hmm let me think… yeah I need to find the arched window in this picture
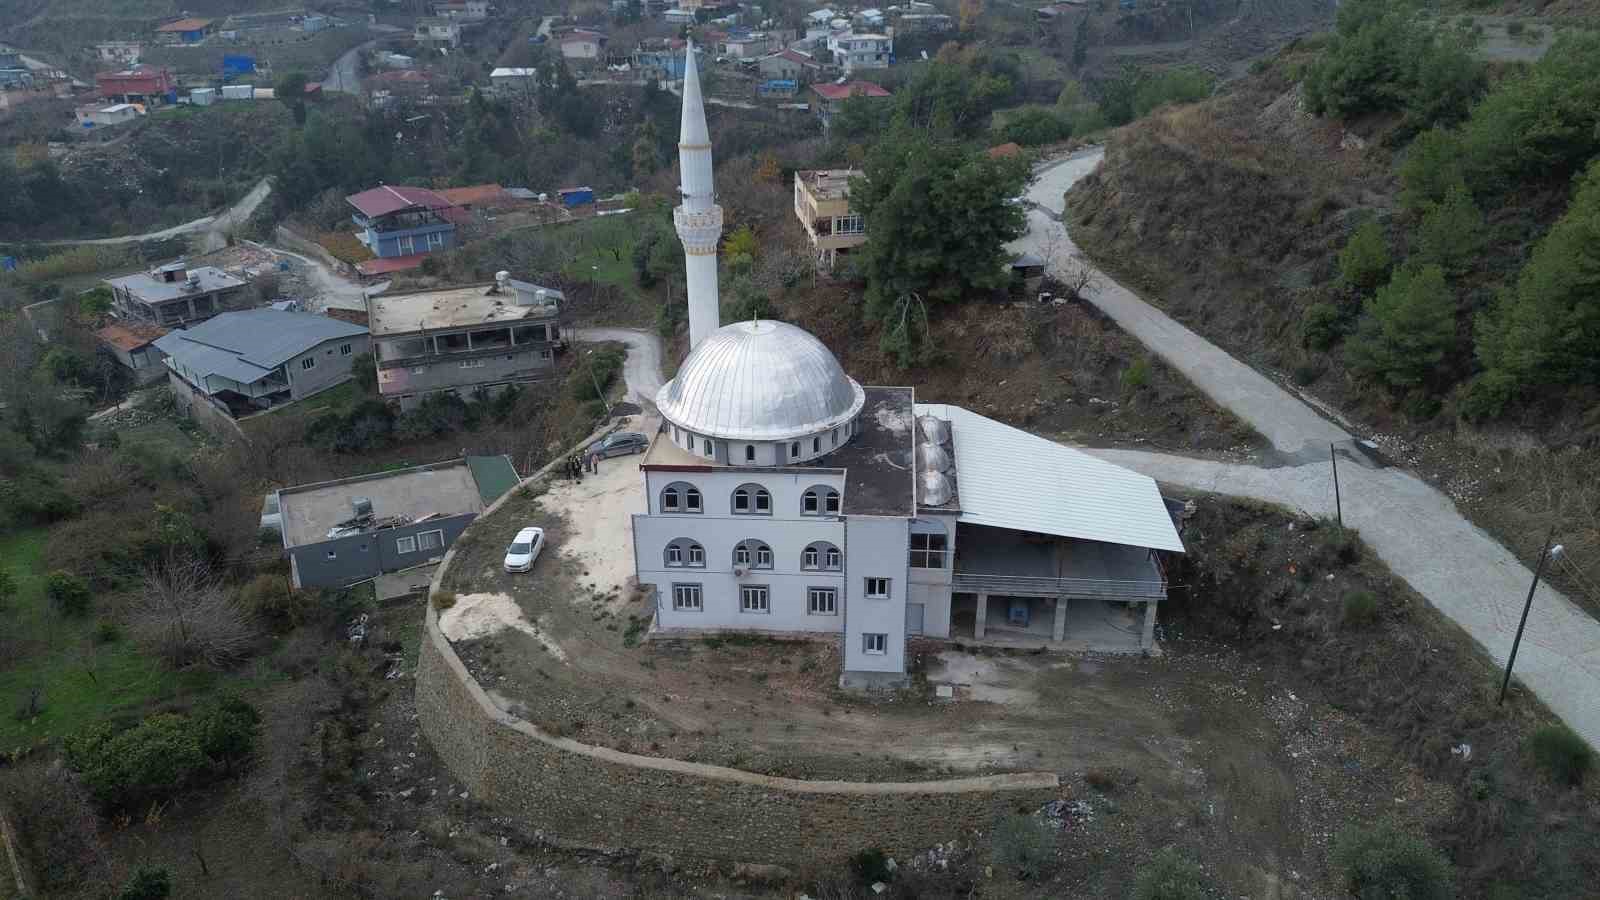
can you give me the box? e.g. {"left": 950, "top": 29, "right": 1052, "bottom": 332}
{"left": 744, "top": 444, "right": 756, "bottom": 462}
{"left": 802, "top": 541, "right": 843, "bottom": 571}
{"left": 660, "top": 481, "right": 702, "bottom": 514}
{"left": 731, "top": 483, "right": 771, "bottom": 515}
{"left": 802, "top": 485, "right": 841, "bottom": 516}
{"left": 664, "top": 538, "right": 705, "bottom": 567}
{"left": 733, "top": 539, "right": 773, "bottom": 569}
{"left": 910, "top": 518, "right": 947, "bottom": 568}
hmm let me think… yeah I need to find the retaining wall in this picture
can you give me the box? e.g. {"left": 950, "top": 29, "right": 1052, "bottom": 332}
{"left": 413, "top": 424, "right": 1062, "bottom": 867}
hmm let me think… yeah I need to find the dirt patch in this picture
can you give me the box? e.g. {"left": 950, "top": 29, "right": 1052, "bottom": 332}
{"left": 439, "top": 591, "right": 569, "bottom": 661}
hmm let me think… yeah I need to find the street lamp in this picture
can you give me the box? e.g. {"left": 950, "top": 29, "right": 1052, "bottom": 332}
{"left": 1499, "top": 531, "right": 1564, "bottom": 705}
{"left": 590, "top": 264, "right": 599, "bottom": 304}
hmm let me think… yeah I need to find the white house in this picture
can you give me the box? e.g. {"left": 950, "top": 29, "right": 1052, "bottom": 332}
{"left": 414, "top": 18, "right": 462, "bottom": 48}
{"left": 629, "top": 43, "right": 1185, "bottom": 689}
{"left": 827, "top": 31, "right": 892, "bottom": 73}
{"left": 558, "top": 30, "right": 607, "bottom": 63}
{"left": 95, "top": 41, "right": 142, "bottom": 65}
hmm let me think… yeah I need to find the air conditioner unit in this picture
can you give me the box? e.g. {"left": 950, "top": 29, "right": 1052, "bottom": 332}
{"left": 733, "top": 565, "right": 749, "bottom": 577}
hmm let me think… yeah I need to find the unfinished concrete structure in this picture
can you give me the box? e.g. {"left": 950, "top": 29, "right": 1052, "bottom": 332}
{"left": 107, "top": 261, "right": 248, "bottom": 328}
{"left": 794, "top": 169, "right": 867, "bottom": 269}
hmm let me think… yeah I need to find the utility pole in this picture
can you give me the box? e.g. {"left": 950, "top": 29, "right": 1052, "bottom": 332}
{"left": 1499, "top": 528, "right": 1563, "bottom": 705}
{"left": 1330, "top": 442, "right": 1342, "bottom": 529}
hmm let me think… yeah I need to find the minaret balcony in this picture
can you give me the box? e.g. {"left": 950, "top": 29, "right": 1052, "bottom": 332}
{"left": 674, "top": 204, "right": 725, "bottom": 249}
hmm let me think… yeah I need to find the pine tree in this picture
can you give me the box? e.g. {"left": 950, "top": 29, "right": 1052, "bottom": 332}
{"left": 1345, "top": 263, "right": 1457, "bottom": 389}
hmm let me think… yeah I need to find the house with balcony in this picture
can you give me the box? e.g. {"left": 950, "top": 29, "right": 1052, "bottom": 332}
{"left": 346, "top": 184, "right": 466, "bottom": 269}
{"left": 107, "top": 261, "right": 249, "bottom": 328}
{"left": 367, "top": 272, "right": 563, "bottom": 412}
{"left": 794, "top": 168, "right": 867, "bottom": 268}
{"left": 826, "top": 31, "right": 891, "bottom": 73}
{"left": 155, "top": 308, "right": 370, "bottom": 422}
{"left": 810, "top": 79, "right": 890, "bottom": 131}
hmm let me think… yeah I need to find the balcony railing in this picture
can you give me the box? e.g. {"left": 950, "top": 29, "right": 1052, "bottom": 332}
{"left": 950, "top": 572, "right": 1166, "bottom": 602}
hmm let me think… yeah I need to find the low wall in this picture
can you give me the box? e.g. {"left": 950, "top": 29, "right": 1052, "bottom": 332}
{"left": 269, "top": 226, "right": 353, "bottom": 277}
{"left": 413, "top": 424, "right": 1062, "bottom": 867}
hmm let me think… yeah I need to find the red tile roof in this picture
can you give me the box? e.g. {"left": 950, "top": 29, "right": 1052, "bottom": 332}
{"left": 812, "top": 81, "right": 891, "bottom": 101}
{"left": 346, "top": 185, "right": 456, "bottom": 219}
{"left": 96, "top": 321, "right": 168, "bottom": 352}
{"left": 156, "top": 17, "right": 212, "bottom": 32}
{"left": 771, "top": 48, "right": 822, "bottom": 68}
{"left": 355, "top": 254, "right": 429, "bottom": 277}
{"left": 324, "top": 307, "right": 370, "bottom": 326}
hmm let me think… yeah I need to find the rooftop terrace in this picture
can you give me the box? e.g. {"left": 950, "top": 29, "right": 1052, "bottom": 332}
{"left": 368, "top": 281, "right": 562, "bottom": 337}
{"left": 278, "top": 460, "right": 487, "bottom": 548}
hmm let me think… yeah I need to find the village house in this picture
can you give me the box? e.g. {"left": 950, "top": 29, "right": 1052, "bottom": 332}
{"left": 94, "top": 321, "right": 169, "bottom": 384}
{"left": 346, "top": 184, "right": 465, "bottom": 269}
{"left": 155, "top": 17, "right": 214, "bottom": 44}
{"left": 363, "top": 69, "right": 443, "bottom": 107}
{"left": 810, "top": 79, "right": 890, "bottom": 131}
{"left": 632, "top": 42, "right": 1184, "bottom": 687}
{"left": 275, "top": 457, "right": 519, "bottom": 589}
{"left": 74, "top": 102, "right": 140, "bottom": 129}
{"left": 558, "top": 29, "right": 608, "bottom": 65}
{"left": 894, "top": 12, "right": 954, "bottom": 33}
{"left": 758, "top": 48, "right": 822, "bottom": 84}
{"left": 632, "top": 39, "right": 692, "bottom": 80}
{"left": 414, "top": 18, "right": 463, "bottom": 49}
{"left": 488, "top": 67, "right": 537, "bottom": 93}
{"left": 0, "top": 47, "right": 30, "bottom": 89}
{"left": 793, "top": 169, "right": 866, "bottom": 268}
{"left": 95, "top": 65, "right": 175, "bottom": 104}
{"left": 156, "top": 308, "right": 370, "bottom": 421}
{"left": 827, "top": 31, "right": 892, "bottom": 72}
{"left": 95, "top": 41, "right": 143, "bottom": 65}
{"left": 719, "top": 30, "right": 776, "bottom": 58}
{"left": 366, "top": 272, "right": 563, "bottom": 412}
{"left": 107, "top": 261, "right": 249, "bottom": 327}
{"left": 433, "top": 0, "right": 490, "bottom": 20}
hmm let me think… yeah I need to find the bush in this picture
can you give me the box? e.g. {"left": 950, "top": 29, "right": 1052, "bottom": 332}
{"left": 1505, "top": 19, "right": 1524, "bottom": 36}
{"left": 1301, "top": 302, "right": 1348, "bottom": 351}
{"left": 1332, "top": 821, "right": 1454, "bottom": 900}
{"left": 46, "top": 570, "right": 92, "bottom": 617}
{"left": 1122, "top": 356, "right": 1153, "bottom": 392}
{"left": 848, "top": 847, "right": 893, "bottom": 884}
{"left": 1304, "top": 0, "right": 1483, "bottom": 126}
{"left": 1413, "top": 183, "right": 1485, "bottom": 276}
{"left": 1133, "top": 847, "right": 1207, "bottom": 900}
{"left": 1400, "top": 128, "right": 1468, "bottom": 212}
{"left": 1342, "top": 590, "right": 1379, "bottom": 627}
{"left": 65, "top": 714, "right": 210, "bottom": 809}
{"left": 432, "top": 591, "right": 457, "bottom": 611}
{"left": 991, "top": 813, "right": 1055, "bottom": 880}
{"left": 0, "top": 567, "right": 15, "bottom": 612}
{"left": 1528, "top": 724, "right": 1594, "bottom": 786}
{"left": 998, "top": 106, "right": 1072, "bottom": 146}
{"left": 1455, "top": 32, "right": 1600, "bottom": 194}
{"left": 194, "top": 694, "right": 261, "bottom": 770}
{"left": 0, "top": 763, "right": 108, "bottom": 893}
{"left": 351, "top": 351, "right": 377, "bottom": 394}
{"left": 95, "top": 620, "right": 122, "bottom": 643}
{"left": 118, "top": 866, "right": 172, "bottom": 900}
{"left": 1338, "top": 220, "right": 1392, "bottom": 292}
{"left": 238, "top": 573, "right": 311, "bottom": 631}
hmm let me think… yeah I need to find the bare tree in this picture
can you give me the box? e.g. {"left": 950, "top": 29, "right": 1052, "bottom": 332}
{"left": 1060, "top": 257, "right": 1101, "bottom": 302}
{"left": 130, "top": 558, "right": 259, "bottom": 670}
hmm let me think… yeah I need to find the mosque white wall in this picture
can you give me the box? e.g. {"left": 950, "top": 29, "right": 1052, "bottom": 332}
{"left": 663, "top": 419, "right": 857, "bottom": 467}
{"left": 842, "top": 515, "right": 910, "bottom": 675}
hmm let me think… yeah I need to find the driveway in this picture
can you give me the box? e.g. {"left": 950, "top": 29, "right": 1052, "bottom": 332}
{"left": 1019, "top": 149, "right": 1600, "bottom": 749}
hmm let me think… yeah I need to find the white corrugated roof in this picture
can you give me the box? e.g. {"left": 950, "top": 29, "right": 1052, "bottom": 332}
{"left": 915, "top": 403, "right": 1185, "bottom": 553}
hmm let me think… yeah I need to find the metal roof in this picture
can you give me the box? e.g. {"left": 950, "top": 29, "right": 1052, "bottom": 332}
{"left": 655, "top": 320, "right": 866, "bottom": 442}
{"left": 345, "top": 184, "right": 458, "bottom": 219}
{"left": 155, "top": 309, "right": 368, "bottom": 385}
{"left": 914, "top": 403, "right": 1185, "bottom": 553}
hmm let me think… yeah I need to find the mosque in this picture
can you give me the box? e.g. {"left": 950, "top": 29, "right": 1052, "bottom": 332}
{"left": 629, "top": 44, "right": 1185, "bottom": 687}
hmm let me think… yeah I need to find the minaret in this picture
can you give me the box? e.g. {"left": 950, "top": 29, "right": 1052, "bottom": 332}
{"left": 674, "top": 40, "right": 723, "bottom": 349}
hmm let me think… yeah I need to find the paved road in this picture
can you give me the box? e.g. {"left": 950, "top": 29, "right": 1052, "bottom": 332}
{"left": 323, "top": 39, "right": 374, "bottom": 93}
{"left": 1017, "top": 148, "right": 1600, "bottom": 748}
{"left": 572, "top": 327, "right": 664, "bottom": 407}
{"left": 46, "top": 177, "right": 274, "bottom": 249}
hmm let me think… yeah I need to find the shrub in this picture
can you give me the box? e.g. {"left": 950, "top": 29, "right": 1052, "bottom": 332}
{"left": 1345, "top": 263, "right": 1456, "bottom": 390}
{"left": 1455, "top": 32, "right": 1600, "bottom": 194}
{"left": 194, "top": 694, "right": 261, "bottom": 770}
{"left": 1342, "top": 590, "right": 1379, "bottom": 627}
{"left": 848, "top": 847, "right": 893, "bottom": 885}
{"left": 998, "top": 106, "right": 1072, "bottom": 146}
{"left": 65, "top": 714, "right": 209, "bottom": 809}
{"left": 1338, "top": 220, "right": 1392, "bottom": 292}
{"left": 1528, "top": 724, "right": 1594, "bottom": 786}
{"left": 1332, "top": 821, "right": 1454, "bottom": 900}
{"left": 45, "top": 570, "right": 92, "bottom": 617}
{"left": 991, "top": 813, "right": 1055, "bottom": 880}
{"left": 95, "top": 620, "right": 122, "bottom": 643}
{"left": 351, "top": 351, "right": 377, "bottom": 393}
{"left": 238, "top": 573, "right": 312, "bottom": 631}
{"left": 432, "top": 591, "right": 457, "bottom": 611}
{"left": 118, "top": 866, "right": 172, "bottom": 900}
{"left": 0, "top": 763, "right": 108, "bottom": 893}
{"left": 1304, "top": 0, "right": 1483, "bottom": 126}
{"left": 130, "top": 561, "right": 259, "bottom": 669}
{"left": 1400, "top": 128, "right": 1468, "bottom": 212}
{"left": 1505, "top": 19, "right": 1524, "bottom": 36}
{"left": 0, "top": 567, "right": 15, "bottom": 611}
{"left": 1133, "top": 847, "right": 1207, "bottom": 900}
{"left": 1301, "top": 302, "right": 1348, "bottom": 351}
{"left": 1121, "top": 356, "right": 1153, "bottom": 392}
{"left": 1413, "top": 183, "right": 1485, "bottom": 276}
{"left": 1131, "top": 67, "right": 1213, "bottom": 117}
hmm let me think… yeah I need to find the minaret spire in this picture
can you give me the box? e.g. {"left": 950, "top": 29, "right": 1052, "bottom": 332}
{"left": 674, "top": 39, "right": 723, "bottom": 349}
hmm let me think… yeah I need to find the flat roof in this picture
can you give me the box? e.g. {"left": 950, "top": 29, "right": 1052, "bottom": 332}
{"left": 367, "top": 281, "right": 562, "bottom": 337}
{"left": 106, "top": 265, "right": 246, "bottom": 304}
{"left": 797, "top": 168, "right": 860, "bottom": 200}
{"left": 278, "top": 460, "right": 486, "bottom": 548}
{"left": 831, "top": 386, "right": 916, "bottom": 517}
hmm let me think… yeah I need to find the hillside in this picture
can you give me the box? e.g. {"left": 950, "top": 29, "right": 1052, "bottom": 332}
{"left": 1067, "top": 31, "right": 1600, "bottom": 615}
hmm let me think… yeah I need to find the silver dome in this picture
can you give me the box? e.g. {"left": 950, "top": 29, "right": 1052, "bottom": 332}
{"left": 655, "top": 320, "right": 866, "bottom": 442}
{"left": 919, "top": 441, "right": 951, "bottom": 473}
{"left": 918, "top": 415, "right": 949, "bottom": 445}
{"left": 920, "top": 470, "right": 953, "bottom": 506}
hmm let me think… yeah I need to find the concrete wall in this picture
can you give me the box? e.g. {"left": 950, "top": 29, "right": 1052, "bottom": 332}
{"left": 843, "top": 515, "right": 910, "bottom": 674}
{"left": 290, "top": 513, "right": 476, "bottom": 588}
{"left": 908, "top": 512, "right": 957, "bottom": 638}
{"left": 376, "top": 345, "right": 556, "bottom": 405}
{"left": 165, "top": 369, "right": 247, "bottom": 441}
{"left": 417, "top": 576, "right": 1057, "bottom": 868}
{"left": 645, "top": 468, "right": 845, "bottom": 518}
{"left": 286, "top": 335, "right": 371, "bottom": 400}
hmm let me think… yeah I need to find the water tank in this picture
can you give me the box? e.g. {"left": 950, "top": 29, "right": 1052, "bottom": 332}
{"left": 918, "top": 415, "right": 949, "bottom": 445}
{"left": 919, "top": 441, "right": 951, "bottom": 473}
{"left": 920, "top": 470, "right": 952, "bottom": 506}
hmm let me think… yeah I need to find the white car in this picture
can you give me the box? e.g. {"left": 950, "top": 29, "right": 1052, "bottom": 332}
{"left": 503, "top": 526, "right": 545, "bottom": 573}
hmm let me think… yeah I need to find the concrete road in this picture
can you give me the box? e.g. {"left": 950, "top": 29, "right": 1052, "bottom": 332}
{"left": 324, "top": 38, "right": 377, "bottom": 93}
{"left": 1018, "top": 148, "right": 1600, "bottom": 748}
{"left": 243, "top": 240, "right": 386, "bottom": 313}
{"left": 572, "top": 327, "right": 665, "bottom": 407}
{"left": 46, "top": 176, "right": 274, "bottom": 249}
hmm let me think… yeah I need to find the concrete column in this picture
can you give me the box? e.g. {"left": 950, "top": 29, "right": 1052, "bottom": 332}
{"left": 1052, "top": 597, "right": 1067, "bottom": 642}
{"left": 974, "top": 593, "right": 987, "bottom": 639}
{"left": 1141, "top": 601, "right": 1158, "bottom": 650}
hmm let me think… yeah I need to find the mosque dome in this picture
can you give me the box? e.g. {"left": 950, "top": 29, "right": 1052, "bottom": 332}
{"left": 656, "top": 320, "right": 865, "bottom": 442}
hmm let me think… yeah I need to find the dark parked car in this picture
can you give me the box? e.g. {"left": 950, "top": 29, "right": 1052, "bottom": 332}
{"left": 590, "top": 431, "right": 648, "bottom": 458}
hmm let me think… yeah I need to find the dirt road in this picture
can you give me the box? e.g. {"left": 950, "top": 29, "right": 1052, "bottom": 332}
{"left": 1018, "top": 148, "right": 1600, "bottom": 749}
{"left": 571, "top": 327, "right": 664, "bottom": 406}
{"left": 45, "top": 176, "right": 274, "bottom": 251}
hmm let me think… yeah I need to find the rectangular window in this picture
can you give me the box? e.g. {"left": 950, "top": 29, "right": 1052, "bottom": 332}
{"left": 427, "top": 230, "right": 445, "bottom": 250}
{"left": 813, "top": 436, "right": 820, "bottom": 453}
{"left": 300, "top": 357, "right": 316, "bottom": 370}
{"left": 411, "top": 366, "right": 427, "bottom": 374}
{"left": 755, "top": 491, "right": 770, "bottom": 513}
{"left": 756, "top": 546, "right": 772, "bottom": 567}
{"left": 740, "top": 586, "right": 770, "bottom": 614}
{"left": 398, "top": 235, "right": 415, "bottom": 255}
{"left": 803, "top": 547, "right": 819, "bottom": 569}
{"left": 666, "top": 545, "right": 683, "bottom": 565}
{"left": 864, "top": 577, "right": 890, "bottom": 599}
{"left": 396, "top": 535, "right": 417, "bottom": 554}
{"left": 863, "top": 632, "right": 887, "bottom": 655}
{"left": 808, "top": 588, "right": 837, "bottom": 615}
{"left": 827, "top": 548, "right": 842, "bottom": 570}
{"left": 459, "top": 359, "right": 486, "bottom": 368}
{"left": 686, "top": 490, "right": 702, "bottom": 512}
{"left": 835, "top": 214, "right": 864, "bottom": 235}
{"left": 734, "top": 491, "right": 749, "bottom": 513}
{"left": 672, "top": 584, "right": 702, "bottom": 611}
{"left": 910, "top": 533, "right": 948, "bottom": 569}
{"left": 735, "top": 545, "right": 751, "bottom": 566}
{"left": 826, "top": 493, "right": 841, "bottom": 514}
{"left": 803, "top": 492, "right": 819, "bottom": 514}
{"left": 662, "top": 492, "right": 680, "bottom": 512}
{"left": 340, "top": 343, "right": 353, "bottom": 355}
{"left": 541, "top": 349, "right": 553, "bottom": 360}
{"left": 417, "top": 529, "right": 445, "bottom": 552}
{"left": 745, "top": 444, "right": 755, "bottom": 461}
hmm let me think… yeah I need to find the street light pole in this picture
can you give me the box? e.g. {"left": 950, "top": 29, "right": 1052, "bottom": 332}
{"left": 1499, "top": 528, "right": 1563, "bottom": 705}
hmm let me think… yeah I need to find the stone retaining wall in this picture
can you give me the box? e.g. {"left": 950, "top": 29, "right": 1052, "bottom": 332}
{"left": 412, "top": 428, "right": 1062, "bottom": 867}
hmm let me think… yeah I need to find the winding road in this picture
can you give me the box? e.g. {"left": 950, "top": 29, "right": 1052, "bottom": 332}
{"left": 1011, "top": 148, "right": 1600, "bottom": 749}
{"left": 45, "top": 176, "right": 274, "bottom": 252}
